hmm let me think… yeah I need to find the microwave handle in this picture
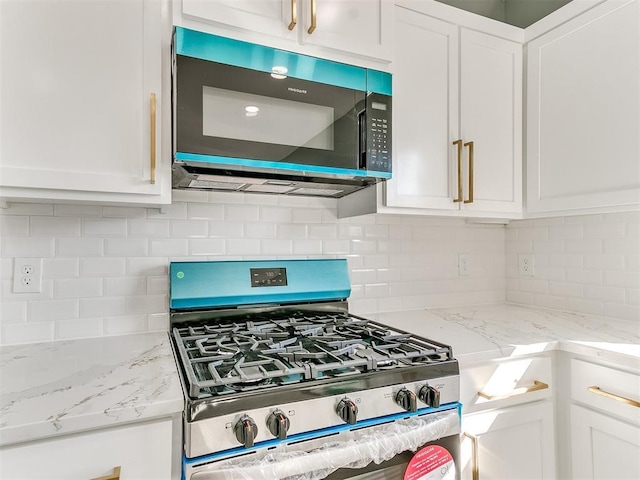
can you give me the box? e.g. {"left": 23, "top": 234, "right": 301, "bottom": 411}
{"left": 358, "top": 108, "right": 367, "bottom": 170}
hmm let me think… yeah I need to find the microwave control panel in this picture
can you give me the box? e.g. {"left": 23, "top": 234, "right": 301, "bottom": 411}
{"left": 366, "top": 93, "right": 391, "bottom": 173}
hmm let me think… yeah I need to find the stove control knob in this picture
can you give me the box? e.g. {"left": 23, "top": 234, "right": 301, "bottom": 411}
{"left": 396, "top": 387, "right": 418, "bottom": 412}
{"left": 418, "top": 385, "right": 441, "bottom": 408}
{"left": 234, "top": 415, "right": 258, "bottom": 448}
{"left": 266, "top": 410, "right": 290, "bottom": 440}
{"left": 336, "top": 398, "right": 358, "bottom": 425}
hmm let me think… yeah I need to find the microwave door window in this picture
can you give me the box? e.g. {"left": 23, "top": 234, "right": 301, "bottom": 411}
{"left": 202, "top": 86, "right": 334, "bottom": 151}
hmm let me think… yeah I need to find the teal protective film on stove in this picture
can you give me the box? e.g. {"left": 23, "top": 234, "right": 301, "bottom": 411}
{"left": 170, "top": 259, "right": 351, "bottom": 310}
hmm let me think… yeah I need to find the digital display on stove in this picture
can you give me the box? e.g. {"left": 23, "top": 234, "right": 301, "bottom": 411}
{"left": 250, "top": 267, "right": 287, "bottom": 287}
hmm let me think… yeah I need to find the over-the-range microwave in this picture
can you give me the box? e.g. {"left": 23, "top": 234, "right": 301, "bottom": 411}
{"left": 172, "top": 27, "right": 392, "bottom": 198}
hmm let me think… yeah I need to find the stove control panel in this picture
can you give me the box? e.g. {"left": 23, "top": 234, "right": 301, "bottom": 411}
{"left": 185, "top": 375, "right": 460, "bottom": 457}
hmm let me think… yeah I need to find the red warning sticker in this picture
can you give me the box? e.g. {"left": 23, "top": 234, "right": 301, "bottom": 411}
{"left": 404, "top": 445, "right": 456, "bottom": 480}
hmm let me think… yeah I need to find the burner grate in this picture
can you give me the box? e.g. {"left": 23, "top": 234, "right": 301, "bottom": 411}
{"left": 172, "top": 311, "right": 453, "bottom": 398}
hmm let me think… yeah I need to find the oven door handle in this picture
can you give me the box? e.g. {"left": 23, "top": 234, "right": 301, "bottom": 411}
{"left": 190, "top": 409, "right": 459, "bottom": 480}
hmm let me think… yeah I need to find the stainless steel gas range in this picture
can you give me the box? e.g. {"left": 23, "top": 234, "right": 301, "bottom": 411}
{"left": 170, "top": 259, "right": 462, "bottom": 480}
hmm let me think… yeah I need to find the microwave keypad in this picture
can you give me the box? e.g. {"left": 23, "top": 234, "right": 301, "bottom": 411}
{"left": 370, "top": 117, "right": 390, "bottom": 172}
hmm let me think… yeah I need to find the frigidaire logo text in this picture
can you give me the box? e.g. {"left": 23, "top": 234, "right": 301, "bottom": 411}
{"left": 288, "top": 87, "right": 307, "bottom": 94}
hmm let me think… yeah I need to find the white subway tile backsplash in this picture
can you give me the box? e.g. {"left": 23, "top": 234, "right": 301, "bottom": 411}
{"left": 1, "top": 200, "right": 638, "bottom": 345}
{"left": 81, "top": 258, "right": 127, "bottom": 277}
{"left": 29, "top": 299, "right": 78, "bottom": 321}
{"left": 0, "top": 216, "right": 29, "bottom": 236}
{"left": 104, "top": 238, "right": 148, "bottom": 256}
{"left": 55, "top": 278, "right": 102, "bottom": 298}
{"left": 2, "top": 237, "right": 55, "bottom": 257}
{"left": 1, "top": 322, "right": 54, "bottom": 345}
{"left": 189, "top": 239, "right": 226, "bottom": 256}
{"left": 55, "top": 317, "right": 103, "bottom": 340}
{"left": 149, "top": 239, "right": 189, "bottom": 256}
{"left": 129, "top": 219, "right": 169, "bottom": 237}
{"left": 104, "top": 277, "right": 147, "bottom": 296}
{"left": 54, "top": 205, "right": 102, "bottom": 217}
{"left": 57, "top": 238, "right": 103, "bottom": 256}
{"left": 82, "top": 218, "right": 127, "bottom": 236}
{"left": 104, "top": 314, "right": 147, "bottom": 336}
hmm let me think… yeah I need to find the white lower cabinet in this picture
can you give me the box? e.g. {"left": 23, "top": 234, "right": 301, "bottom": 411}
{"left": 0, "top": 418, "right": 173, "bottom": 480}
{"left": 460, "top": 354, "right": 556, "bottom": 479}
{"left": 566, "top": 357, "right": 640, "bottom": 480}
{"left": 462, "top": 402, "right": 556, "bottom": 480}
{"left": 571, "top": 405, "right": 640, "bottom": 480}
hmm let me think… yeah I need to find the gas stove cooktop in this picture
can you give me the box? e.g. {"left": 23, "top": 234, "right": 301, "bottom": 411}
{"left": 172, "top": 310, "right": 454, "bottom": 399}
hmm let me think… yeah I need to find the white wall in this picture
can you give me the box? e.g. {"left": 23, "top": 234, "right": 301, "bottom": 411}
{"left": 0, "top": 190, "right": 505, "bottom": 345}
{"left": 506, "top": 211, "right": 640, "bottom": 321}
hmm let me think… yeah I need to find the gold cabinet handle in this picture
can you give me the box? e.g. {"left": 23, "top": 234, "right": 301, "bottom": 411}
{"left": 463, "top": 141, "right": 474, "bottom": 203}
{"left": 91, "top": 466, "right": 121, "bottom": 480}
{"left": 478, "top": 380, "right": 549, "bottom": 400}
{"left": 288, "top": 0, "right": 297, "bottom": 30}
{"left": 588, "top": 386, "right": 640, "bottom": 408}
{"left": 453, "top": 139, "right": 463, "bottom": 203}
{"left": 463, "top": 432, "right": 479, "bottom": 480}
{"left": 150, "top": 93, "right": 157, "bottom": 185}
{"left": 307, "top": 0, "right": 317, "bottom": 34}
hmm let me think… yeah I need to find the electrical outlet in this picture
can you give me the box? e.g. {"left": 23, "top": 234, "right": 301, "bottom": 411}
{"left": 13, "top": 258, "right": 43, "bottom": 293}
{"left": 458, "top": 253, "right": 471, "bottom": 276}
{"left": 518, "top": 254, "right": 535, "bottom": 277}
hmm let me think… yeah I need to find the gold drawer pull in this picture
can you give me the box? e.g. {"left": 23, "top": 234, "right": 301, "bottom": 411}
{"left": 463, "top": 432, "right": 479, "bottom": 480}
{"left": 288, "top": 0, "right": 297, "bottom": 30}
{"left": 588, "top": 386, "right": 640, "bottom": 408}
{"left": 307, "top": 0, "right": 317, "bottom": 34}
{"left": 91, "top": 466, "right": 121, "bottom": 480}
{"left": 478, "top": 380, "right": 549, "bottom": 400}
{"left": 463, "top": 141, "right": 474, "bottom": 204}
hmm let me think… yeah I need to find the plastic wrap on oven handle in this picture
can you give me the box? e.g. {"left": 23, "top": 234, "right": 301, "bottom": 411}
{"left": 191, "top": 409, "right": 459, "bottom": 480}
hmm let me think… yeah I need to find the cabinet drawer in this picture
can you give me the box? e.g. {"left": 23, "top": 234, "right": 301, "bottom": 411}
{"left": 461, "top": 356, "right": 553, "bottom": 413}
{"left": 571, "top": 358, "right": 640, "bottom": 425}
{"left": 0, "top": 418, "right": 173, "bottom": 479}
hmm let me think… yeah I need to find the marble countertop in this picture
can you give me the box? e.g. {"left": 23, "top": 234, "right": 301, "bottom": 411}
{"left": 372, "top": 303, "right": 640, "bottom": 367}
{"left": 1, "top": 303, "right": 638, "bottom": 449}
{"left": 0, "top": 332, "right": 183, "bottom": 448}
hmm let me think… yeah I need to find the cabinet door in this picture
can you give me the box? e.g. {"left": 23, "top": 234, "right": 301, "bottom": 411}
{"left": 0, "top": 0, "right": 168, "bottom": 204}
{"left": 0, "top": 419, "right": 173, "bottom": 479}
{"left": 459, "top": 29, "right": 522, "bottom": 215}
{"left": 299, "top": 0, "right": 392, "bottom": 61}
{"left": 462, "top": 402, "right": 556, "bottom": 480}
{"left": 526, "top": 0, "right": 640, "bottom": 214}
{"left": 384, "top": 7, "right": 460, "bottom": 210}
{"left": 181, "top": 0, "right": 297, "bottom": 41}
{"left": 571, "top": 405, "right": 640, "bottom": 480}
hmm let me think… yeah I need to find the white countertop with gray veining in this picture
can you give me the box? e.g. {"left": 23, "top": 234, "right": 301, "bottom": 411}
{"left": 0, "top": 332, "right": 183, "bottom": 448}
{"left": 1, "top": 304, "right": 638, "bottom": 449}
{"left": 372, "top": 303, "right": 640, "bottom": 368}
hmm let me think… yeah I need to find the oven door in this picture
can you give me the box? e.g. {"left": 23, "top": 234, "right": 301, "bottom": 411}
{"left": 186, "top": 407, "right": 461, "bottom": 480}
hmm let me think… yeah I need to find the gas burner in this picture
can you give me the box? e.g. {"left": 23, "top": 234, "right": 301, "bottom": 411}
{"left": 172, "top": 310, "right": 454, "bottom": 398}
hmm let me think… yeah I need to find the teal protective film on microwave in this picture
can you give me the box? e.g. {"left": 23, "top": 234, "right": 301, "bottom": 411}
{"left": 175, "top": 152, "right": 392, "bottom": 179}
{"left": 170, "top": 259, "right": 351, "bottom": 310}
{"left": 367, "top": 69, "right": 392, "bottom": 96}
{"left": 174, "top": 27, "right": 370, "bottom": 92}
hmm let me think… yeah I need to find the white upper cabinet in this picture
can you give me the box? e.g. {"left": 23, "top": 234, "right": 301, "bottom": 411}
{"left": 526, "top": 0, "right": 640, "bottom": 216}
{"left": 0, "top": 0, "right": 171, "bottom": 205}
{"left": 178, "top": 0, "right": 392, "bottom": 63}
{"left": 384, "top": 5, "right": 522, "bottom": 218}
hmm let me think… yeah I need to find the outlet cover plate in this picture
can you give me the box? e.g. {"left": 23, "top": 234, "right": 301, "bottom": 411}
{"left": 518, "top": 253, "right": 535, "bottom": 277}
{"left": 458, "top": 253, "right": 471, "bottom": 276}
{"left": 13, "top": 258, "right": 43, "bottom": 293}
